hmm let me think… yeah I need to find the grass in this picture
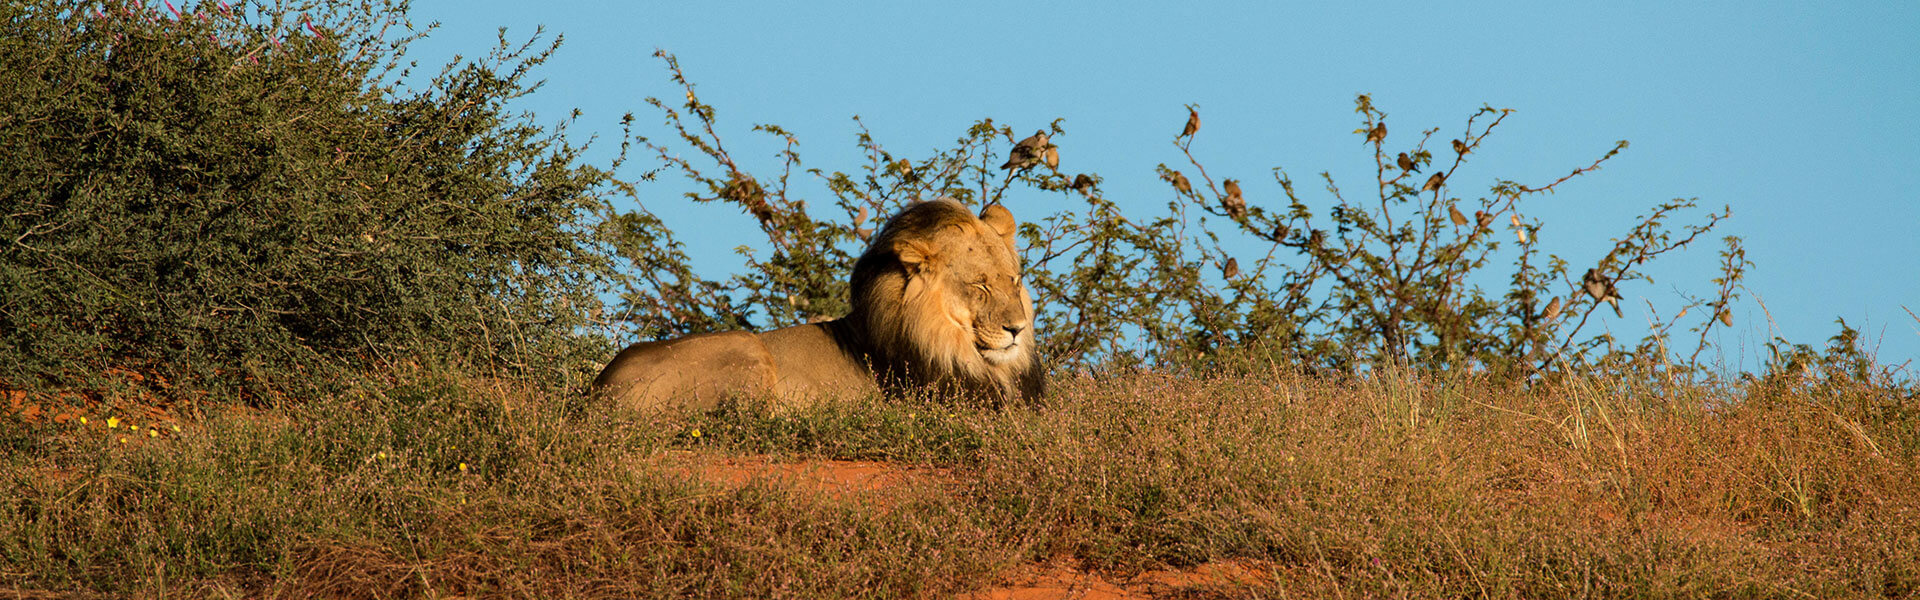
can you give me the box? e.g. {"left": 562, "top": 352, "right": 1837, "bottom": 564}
{"left": 3, "top": 365, "right": 1916, "bottom": 598}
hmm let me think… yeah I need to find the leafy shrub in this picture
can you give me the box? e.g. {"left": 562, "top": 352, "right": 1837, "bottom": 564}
{"left": 0, "top": 0, "right": 619, "bottom": 400}
{"left": 605, "top": 53, "right": 1752, "bottom": 379}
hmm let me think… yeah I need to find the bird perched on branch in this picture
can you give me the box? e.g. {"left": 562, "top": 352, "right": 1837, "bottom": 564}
{"left": 1166, "top": 170, "right": 1193, "bottom": 194}
{"left": 1042, "top": 144, "right": 1060, "bottom": 171}
{"left": 1365, "top": 122, "right": 1387, "bottom": 145}
{"left": 1221, "top": 257, "right": 1240, "bottom": 279}
{"left": 1422, "top": 172, "right": 1445, "bottom": 192}
{"left": 1541, "top": 296, "right": 1564, "bottom": 324}
{"left": 1583, "top": 268, "right": 1623, "bottom": 318}
{"left": 1452, "top": 139, "right": 1469, "bottom": 155}
{"left": 1001, "top": 131, "right": 1049, "bottom": 171}
{"left": 1182, "top": 106, "right": 1201, "bottom": 139}
{"left": 1221, "top": 179, "right": 1246, "bottom": 219}
{"left": 1448, "top": 205, "right": 1468, "bottom": 227}
{"left": 1071, "top": 174, "right": 1096, "bottom": 197}
{"left": 1397, "top": 152, "right": 1418, "bottom": 173}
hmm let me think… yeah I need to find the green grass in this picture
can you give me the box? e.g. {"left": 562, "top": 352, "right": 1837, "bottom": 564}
{"left": 4, "top": 367, "right": 1916, "bottom": 598}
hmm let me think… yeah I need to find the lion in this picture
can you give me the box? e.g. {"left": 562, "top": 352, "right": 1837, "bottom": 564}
{"left": 592, "top": 199, "right": 1045, "bottom": 412}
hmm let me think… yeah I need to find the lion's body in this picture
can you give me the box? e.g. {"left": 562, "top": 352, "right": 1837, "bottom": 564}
{"left": 593, "top": 199, "right": 1044, "bottom": 412}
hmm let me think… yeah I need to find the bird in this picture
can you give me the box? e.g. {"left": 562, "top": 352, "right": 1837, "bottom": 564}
{"left": 1165, "top": 170, "right": 1192, "bottom": 194}
{"left": 1396, "top": 152, "right": 1418, "bottom": 173}
{"left": 1042, "top": 144, "right": 1060, "bottom": 171}
{"left": 1452, "top": 139, "right": 1469, "bottom": 155}
{"left": 1422, "top": 172, "right": 1445, "bottom": 192}
{"left": 1541, "top": 296, "right": 1564, "bottom": 323}
{"left": 1221, "top": 257, "right": 1240, "bottom": 279}
{"left": 1182, "top": 106, "right": 1201, "bottom": 139}
{"left": 1071, "top": 173, "right": 1096, "bottom": 196}
{"left": 1448, "top": 205, "right": 1468, "bottom": 227}
{"left": 1365, "top": 122, "right": 1387, "bottom": 145}
{"left": 1222, "top": 179, "right": 1246, "bottom": 219}
{"left": 1583, "top": 268, "right": 1623, "bottom": 318}
{"left": 1000, "top": 131, "right": 1049, "bottom": 170}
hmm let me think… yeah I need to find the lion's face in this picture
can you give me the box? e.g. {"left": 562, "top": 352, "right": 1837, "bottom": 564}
{"left": 852, "top": 200, "right": 1043, "bottom": 403}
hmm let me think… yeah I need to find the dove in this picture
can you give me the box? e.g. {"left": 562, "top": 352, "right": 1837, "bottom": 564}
{"left": 1583, "top": 268, "right": 1623, "bottom": 318}
{"left": 1365, "top": 122, "right": 1387, "bottom": 145}
{"left": 1000, "top": 131, "right": 1049, "bottom": 170}
{"left": 1222, "top": 179, "right": 1246, "bottom": 219}
{"left": 1071, "top": 173, "right": 1096, "bottom": 195}
{"left": 1165, "top": 170, "right": 1192, "bottom": 194}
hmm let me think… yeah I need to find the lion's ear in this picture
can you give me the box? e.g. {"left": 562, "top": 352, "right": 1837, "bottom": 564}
{"left": 979, "top": 203, "right": 1016, "bottom": 239}
{"left": 893, "top": 238, "right": 940, "bottom": 276}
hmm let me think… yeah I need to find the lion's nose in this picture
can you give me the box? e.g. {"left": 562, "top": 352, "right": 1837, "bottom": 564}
{"left": 1003, "top": 324, "right": 1025, "bottom": 338}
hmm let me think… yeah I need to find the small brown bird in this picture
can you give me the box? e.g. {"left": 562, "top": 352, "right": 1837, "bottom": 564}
{"left": 1396, "top": 152, "right": 1418, "bottom": 173}
{"left": 1042, "top": 144, "right": 1060, "bottom": 171}
{"left": 1166, "top": 170, "right": 1193, "bottom": 194}
{"left": 1000, "top": 130, "right": 1049, "bottom": 170}
{"left": 1182, "top": 106, "right": 1201, "bottom": 139}
{"left": 1221, "top": 257, "right": 1240, "bottom": 279}
{"left": 1448, "top": 205, "right": 1468, "bottom": 227}
{"left": 1221, "top": 179, "right": 1246, "bottom": 219}
{"left": 1452, "top": 139, "right": 1469, "bottom": 155}
{"left": 1271, "top": 224, "right": 1289, "bottom": 240}
{"left": 1541, "top": 296, "right": 1564, "bottom": 323}
{"left": 1071, "top": 173, "right": 1096, "bottom": 196}
{"left": 1475, "top": 210, "right": 1494, "bottom": 229}
{"left": 1422, "top": 172, "right": 1445, "bottom": 192}
{"left": 1365, "top": 122, "right": 1387, "bottom": 145}
{"left": 1583, "top": 268, "right": 1623, "bottom": 318}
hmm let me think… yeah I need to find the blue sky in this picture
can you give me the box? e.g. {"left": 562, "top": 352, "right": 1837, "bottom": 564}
{"left": 410, "top": 1, "right": 1920, "bottom": 370}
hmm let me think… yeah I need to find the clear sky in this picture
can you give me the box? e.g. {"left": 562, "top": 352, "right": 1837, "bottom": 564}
{"left": 409, "top": 1, "right": 1920, "bottom": 371}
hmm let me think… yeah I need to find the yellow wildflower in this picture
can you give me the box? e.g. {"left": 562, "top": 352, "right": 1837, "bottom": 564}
{"left": 459, "top": 462, "right": 468, "bottom": 473}
{"left": 689, "top": 428, "right": 702, "bottom": 439}
{"left": 118, "top": 437, "right": 127, "bottom": 444}
{"left": 171, "top": 424, "right": 181, "bottom": 433}
{"left": 376, "top": 451, "right": 387, "bottom": 460}
{"left": 147, "top": 429, "right": 157, "bottom": 438}
{"left": 79, "top": 416, "right": 88, "bottom": 425}
{"left": 107, "top": 417, "right": 119, "bottom": 429}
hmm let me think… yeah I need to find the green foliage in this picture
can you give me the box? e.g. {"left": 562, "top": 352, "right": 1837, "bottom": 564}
{"left": 608, "top": 56, "right": 1752, "bottom": 380}
{"left": 0, "top": 0, "right": 618, "bottom": 400}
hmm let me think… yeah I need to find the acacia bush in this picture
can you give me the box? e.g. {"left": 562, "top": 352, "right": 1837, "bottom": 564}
{"left": 606, "top": 53, "right": 1759, "bottom": 381}
{"left": 0, "top": 0, "right": 620, "bottom": 401}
